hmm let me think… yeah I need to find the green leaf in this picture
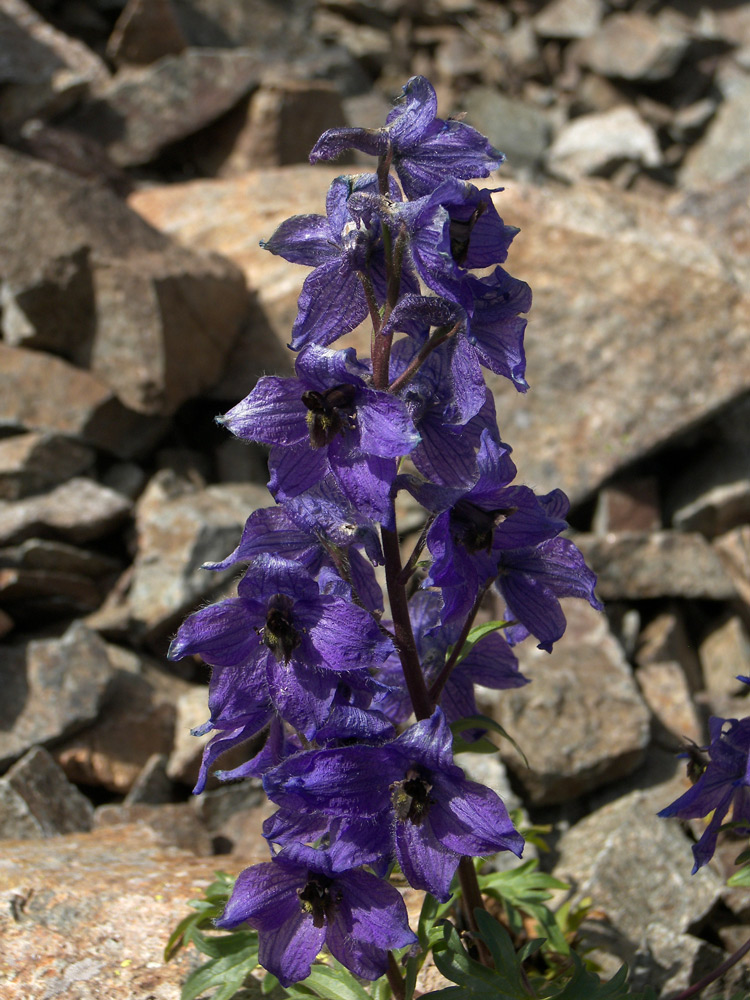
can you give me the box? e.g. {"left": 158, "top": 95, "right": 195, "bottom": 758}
{"left": 449, "top": 621, "right": 513, "bottom": 666}
{"left": 180, "top": 929, "right": 259, "bottom": 1000}
{"left": 450, "top": 715, "right": 529, "bottom": 767}
{"left": 727, "top": 862, "right": 750, "bottom": 887}
{"left": 298, "top": 963, "right": 372, "bottom": 1000}
{"left": 478, "top": 860, "right": 570, "bottom": 955}
{"left": 262, "top": 973, "right": 280, "bottom": 994}
{"left": 430, "top": 917, "right": 529, "bottom": 999}
{"left": 545, "top": 953, "right": 656, "bottom": 999}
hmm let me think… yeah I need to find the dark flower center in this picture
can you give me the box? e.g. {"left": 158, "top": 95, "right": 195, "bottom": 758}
{"left": 451, "top": 500, "right": 517, "bottom": 553}
{"left": 390, "top": 767, "right": 434, "bottom": 826}
{"left": 302, "top": 383, "right": 357, "bottom": 449}
{"left": 449, "top": 202, "right": 486, "bottom": 267}
{"left": 262, "top": 594, "right": 300, "bottom": 663}
{"left": 297, "top": 874, "right": 341, "bottom": 928}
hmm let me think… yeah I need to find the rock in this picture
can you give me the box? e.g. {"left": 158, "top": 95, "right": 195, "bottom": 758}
{"left": 0, "top": 477, "right": 132, "bottom": 547}
{"left": 0, "top": 432, "right": 95, "bottom": 501}
{"left": 0, "top": 147, "right": 250, "bottom": 418}
{"left": 106, "top": 0, "right": 187, "bottom": 66}
{"left": 123, "top": 753, "right": 176, "bottom": 805}
{"left": 0, "top": 567, "right": 103, "bottom": 621}
{"left": 95, "top": 802, "right": 212, "bottom": 855}
{"left": 0, "top": 746, "right": 93, "bottom": 839}
{"left": 574, "top": 531, "right": 738, "bottom": 601}
{"left": 0, "top": 343, "right": 166, "bottom": 458}
{"left": 636, "top": 660, "right": 702, "bottom": 746}
{"left": 714, "top": 527, "right": 750, "bottom": 612}
{"left": 0, "top": 825, "right": 257, "bottom": 1000}
{"left": 553, "top": 788, "right": 723, "bottom": 962}
{"left": 0, "top": 538, "right": 120, "bottom": 579}
{"left": 592, "top": 477, "right": 661, "bottom": 534}
{"left": 0, "top": 244, "right": 95, "bottom": 357}
{"left": 492, "top": 600, "right": 650, "bottom": 804}
{"left": 124, "top": 471, "right": 269, "bottom": 643}
{"left": 189, "top": 77, "right": 346, "bottom": 177}
{"left": 680, "top": 79, "right": 750, "bottom": 192}
{"left": 547, "top": 105, "right": 661, "bottom": 182}
{"left": 576, "top": 12, "right": 689, "bottom": 82}
{"left": 533, "top": 0, "right": 603, "bottom": 40}
{"left": 0, "top": 621, "right": 116, "bottom": 770}
{"left": 700, "top": 616, "right": 750, "bottom": 699}
{"left": 0, "top": 0, "right": 109, "bottom": 130}
{"left": 667, "top": 438, "right": 750, "bottom": 538}
{"left": 171, "top": 0, "right": 314, "bottom": 49}
{"left": 130, "top": 170, "right": 750, "bottom": 504}
{"left": 54, "top": 664, "right": 183, "bottom": 793}
{"left": 88, "top": 250, "right": 248, "bottom": 415}
{"left": 636, "top": 610, "right": 702, "bottom": 693}
{"left": 635, "top": 923, "right": 746, "bottom": 998}
{"left": 61, "top": 48, "right": 266, "bottom": 167}
{"left": 461, "top": 87, "right": 552, "bottom": 173}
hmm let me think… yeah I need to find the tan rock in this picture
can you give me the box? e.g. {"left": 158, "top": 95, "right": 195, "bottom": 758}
{"left": 130, "top": 171, "right": 750, "bottom": 503}
{"left": 106, "top": 0, "right": 187, "bottom": 67}
{"left": 0, "top": 432, "right": 94, "bottom": 501}
{"left": 700, "top": 616, "right": 750, "bottom": 698}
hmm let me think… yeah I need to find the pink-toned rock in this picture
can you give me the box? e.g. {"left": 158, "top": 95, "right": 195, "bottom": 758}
{"left": 0, "top": 824, "right": 263, "bottom": 1000}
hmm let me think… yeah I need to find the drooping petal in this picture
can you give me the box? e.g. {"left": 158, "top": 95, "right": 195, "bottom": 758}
{"left": 291, "top": 259, "right": 369, "bottom": 351}
{"left": 261, "top": 213, "right": 337, "bottom": 266}
{"left": 168, "top": 599, "right": 261, "bottom": 666}
{"left": 220, "top": 377, "right": 308, "bottom": 445}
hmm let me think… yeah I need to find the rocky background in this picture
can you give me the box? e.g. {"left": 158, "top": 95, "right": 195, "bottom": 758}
{"left": 2, "top": 0, "right": 750, "bottom": 997}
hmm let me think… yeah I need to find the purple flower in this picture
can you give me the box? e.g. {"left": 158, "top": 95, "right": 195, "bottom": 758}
{"left": 659, "top": 714, "right": 750, "bottom": 872}
{"left": 216, "top": 846, "right": 417, "bottom": 986}
{"left": 310, "top": 77, "right": 504, "bottom": 199}
{"left": 219, "top": 345, "right": 420, "bottom": 527}
{"left": 376, "top": 590, "right": 527, "bottom": 729}
{"left": 264, "top": 709, "right": 524, "bottom": 901}
{"left": 168, "top": 555, "right": 391, "bottom": 739}
{"left": 261, "top": 173, "right": 412, "bottom": 350}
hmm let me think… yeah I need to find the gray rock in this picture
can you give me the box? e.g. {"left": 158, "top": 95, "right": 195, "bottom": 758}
{"left": 462, "top": 87, "right": 551, "bottom": 172}
{"left": 0, "top": 567, "right": 103, "bottom": 619}
{"left": 0, "top": 746, "right": 93, "bottom": 839}
{"left": 0, "top": 621, "right": 116, "bottom": 770}
{"left": 577, "top": 12, "right": 689, "bottom": 82}
{"left": 0, "top": 244, "right": 95, "bottom": 357}
{"left": 106, "top": 0, "right": 187, "bottom": 66}
{"left": 124, "top": 471, "right": 269, "bottom": 641}
{"left": 0, "top": 0, "right": 109, "bottom": 129}
{"left": 635, "top": 924, "right": 742, "bottom": 999}
{"left": 0, "top": 477, "right": 132, "bottom": 546}
{"left": 0, "top": 146, "right": 250, "bottom": 419}
{"left": 89, "top": 250, "right": 248, "bottom": 415}
{"left": 681, "top": 80, "right": 750, "bottom": 192}
{"left": 123, "top": 753, "right": 174, "bottom": 805}
{"left": 547, "top": 105, "right": 661, "bottom": 182}
{"left": 575, "top": 530, "right": 738, "bottom": 601}
{"left": 61, "top": 48, "right": 266, "bottom": 167}
{"left": 0, "top": 432, "right": 94, "bottom": 501}
{"left": 190, "top": 77, "right": 346, "bottom": 177}
{"left": 533, "top": 0, "right": 603, "bottom": 40}
{"left": 700, "top": 616, "right": 750, "bottom": 699}
{"left": 0, "top": 538, "right": 120, "bottom": 579}
{"left": 0, "top": 344, "right": 166, "bottom": 461}
{"left": 667, "top": 439, "right": 750, "bottom": 538}
{"left": 54, "top": 664, "right": 182, "bottom": 794}
{"left": 714, "top": 527, "right": 750, "bottom": 612}
{"left": 553, "top": 788, "right": 723, "bottom": 953}
{"left": 493, "top": 600, "right": 650, "bottom": 804}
